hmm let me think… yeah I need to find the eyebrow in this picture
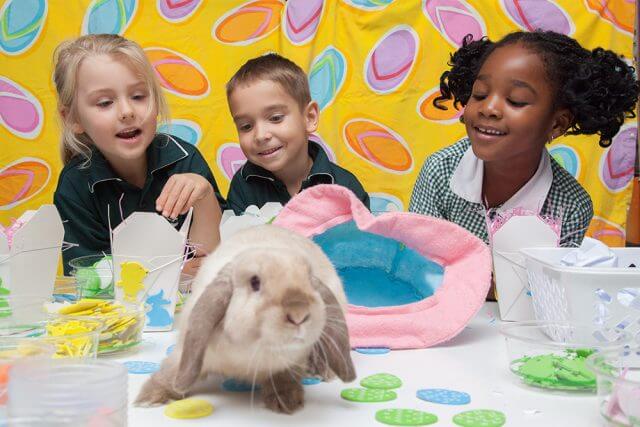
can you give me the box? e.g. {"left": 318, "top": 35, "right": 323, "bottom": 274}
{"left": 476, "top": 74, "right": 537, "bottom": 95}
{"left": 86, "top": 82, "right": 147, "bottom": 97}
{"left": 232, "top": 104, "right": 290, "bottom": 121}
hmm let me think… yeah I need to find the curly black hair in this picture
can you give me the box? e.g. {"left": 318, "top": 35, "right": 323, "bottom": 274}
{"left": 434, "top": 31, "right": 639, "bottom": 147}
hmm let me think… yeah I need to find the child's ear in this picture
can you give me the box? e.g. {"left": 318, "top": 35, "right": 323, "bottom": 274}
{"left": 550, "top": 108, "right": 573, "bottom": 139}
{"left": 60, "top": 107, "right": 85, "bottom": 135}
{"left": 304, "top": 101, "right": 319, "bottom": 133}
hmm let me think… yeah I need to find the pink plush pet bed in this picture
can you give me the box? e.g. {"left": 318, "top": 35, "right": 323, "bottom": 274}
{"left": 273, "top": 184, "right": 491, "bottom": 349}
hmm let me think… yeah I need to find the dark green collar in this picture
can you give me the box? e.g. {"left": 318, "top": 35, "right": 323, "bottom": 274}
{"left": 239, "top": 141, "right": 335, "bottom": 184}
{"left": 87, "top": 133, "right": 188, "bottom": 193}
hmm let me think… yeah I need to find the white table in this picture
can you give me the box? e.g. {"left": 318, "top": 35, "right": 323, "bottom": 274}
{"left": 124, "top": 303, "right": 603, "bottom": 426}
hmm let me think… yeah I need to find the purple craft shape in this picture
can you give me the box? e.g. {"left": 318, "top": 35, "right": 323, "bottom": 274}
{"left": 422, "top": 0, "right": 486, "bottom": 47}
{"left": 217, "top": 143, "right": 247, "bottom": 181}
{"left": 284, "top": 0, "right": 324, "bottom": 45}
{"left": 364, "top": 25, "right": 419, "bottom": 94}
{"left": 0, "top": 76, "right": 43, "bottom": 139}
{"left": 309, "top": 132, "right": 336, "bottom": 163}
{"left": 157, "top": 0, "right": 202, "bottom": 23}
{"left": 600, "top": 124, "right": 637, "bottom": 192}
{"left": 500, "top": 0, "right": 574, "bottom": 35}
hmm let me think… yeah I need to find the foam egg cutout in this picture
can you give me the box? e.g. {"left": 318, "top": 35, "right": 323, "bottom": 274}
{"left": 145, "top": 47, "right": 210, "bottom": 99}
{"left": 157, "top": 0, "right": 202, "bottom": 23}
{"left": 0, "top": 0, "right": 47, "bottom": 55}
{"left": 212, "top": 0, "right": 284, "bottom": 45}
{"left": 309, "top": 46, "right": 347, "bottom": 111}
{"left": 284, "top": 0, "right": 324, "bottom": 45}
{"left": 342, "top": 0, "right": 394, "bottom": 11}
{"left": 0, "top": 158, "right": 50, "bottom": 210}
{"left": 500, "top": 0, "right": 573, "bottom": 35}
{"left": 343, "top": 118, "right": 413, "bottom": 174}
{"left": 587, "top": 216, "right": 626, "bottom": 247}
{"left": 82, "top": 0, "right": 137, "bottom": 35}
{"left": 423, "top": 0, "right": 486, "bottom": 47}
{"left": 157, "top": 120, "right": 202, "bottom": 146}
{"left": 310, "top": 132, "right": 337, "bottom": 163}
{"left": 0, "top": 76, "right": 44, "bottom": 139}
{"left": 365, "top": 25, "right": 418, "bottom": 94}
{"left": 216, "top": 143, "right": 247, "bottom": 181}
{"left": 549, "top": 145, "right": 580, "bottom": 178}
{"left": 417, "top": 86, "right": 463, "bottom": 124}
{"left": 585, "top": 0, "right": 634, "bottom": 35}
{"left": 600, "top": 124, "right": 636, "bottom": 192}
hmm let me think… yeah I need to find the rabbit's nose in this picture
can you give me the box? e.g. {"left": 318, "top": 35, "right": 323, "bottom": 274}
{"left": 286, "top": 311, "right": 310, "bottom": 326}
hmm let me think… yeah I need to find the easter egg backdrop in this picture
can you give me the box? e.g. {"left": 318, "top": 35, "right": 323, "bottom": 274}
{"left": 0, "top": 0, "right": 636, "bottom": 245}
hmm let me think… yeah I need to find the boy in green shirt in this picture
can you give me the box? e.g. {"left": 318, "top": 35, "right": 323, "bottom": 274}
{"left": 226, "top": 53, "right": 369, "bottom": 215}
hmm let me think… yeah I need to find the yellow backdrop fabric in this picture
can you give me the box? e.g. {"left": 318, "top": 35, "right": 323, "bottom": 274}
{"left": 0, "top": 0, "right": 636, "bottom": 246}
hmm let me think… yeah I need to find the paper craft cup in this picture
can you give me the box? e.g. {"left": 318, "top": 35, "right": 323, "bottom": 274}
{"left": 500, "top": 321, "right": 630, "bottom": 392}
{"left": 587, "top": 349, "right": 640, "bottom": 426}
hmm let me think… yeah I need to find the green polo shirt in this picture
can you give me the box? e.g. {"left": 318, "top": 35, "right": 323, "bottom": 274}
{"left": 227, "top": 141, "right": 370, "bottom": 214}
{"left": 54, "top": 133, "right": 224, "bottom": 274}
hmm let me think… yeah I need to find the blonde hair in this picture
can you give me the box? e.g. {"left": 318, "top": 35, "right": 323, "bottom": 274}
{"left": 226, "top": 53, "right": 311, "bottom": 110}
{"left": 53, "top": 34, "right": 169, "bottom": 165}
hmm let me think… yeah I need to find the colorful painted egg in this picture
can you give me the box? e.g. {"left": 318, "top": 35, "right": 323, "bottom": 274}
{"left": 423, "top": 0, "right": 486, "bottom": 47}
{"left": 500, "top": 0, "right": 573, "bottom": 35}
{"left": 0, "top": 158, "right": 50, "bottom": 210}
{"left": 343, "top": 119, "right": 413, "bottom": 174}
{"left": 0, "top": 76, "right": 43, "bottom": 139}
{"left": 309, "top": 132, "right": 336, "bottom": 163}
{"left": 365, "top": 25, "right": 418, "bottom": 94}
{"left": 417, "top": 86, "right": 463, "bottom": 124}
{"left": 585, "top": 0, "right": 634, "bottom": 35}
{"left": 309, "top": 46, "right": 347, "bottom": 111}
{"left": 217, "top": 143, "right": 247, "bottom": 181}
{"left": 157, "top": 119, "right": 202, "bottom": 146}
{"left": 342, "top": 0, "right": 394, "bottom": 11}
{"left": 284, "top": 0, "right": 324, "bottom": 45}
{"left": 157, "top": 0, "right": 202, "bottom": 23}
{"left": 370, "top": 193, "right": 404, "bottom": 213}
{"left": 600, "top": 124, "right": 636, "bottom": 192}
{"left": 145, "top": 47, "right": 210, "bottom": 99}
{"left": 587, "top": 217, "right": 626, "bottom": 247}
{"left": 548, "top": 145, "right": 580, "bottom": 178}
{"left": 0, "top": 0, "right": 47, "bottom": 55}
{"left": 212, "top": 0, "right": 284, "bottom": 45}
{"left": 82, "top": 0, "right": 137, "bottom": 35}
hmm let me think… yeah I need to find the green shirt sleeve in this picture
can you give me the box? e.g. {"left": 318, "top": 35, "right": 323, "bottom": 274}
{"left": 409, "top": 155, "right": 446, "bottom": 219}
{"left": 226, "top": 173, "right": 250, "bottom": 215}
{"left": 187, "top": 146, "right": 226, "bottom": 210}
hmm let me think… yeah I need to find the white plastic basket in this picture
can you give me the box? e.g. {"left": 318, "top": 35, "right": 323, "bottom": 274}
{"left": 521, "top": 248, "right": 640, "bottom": 341}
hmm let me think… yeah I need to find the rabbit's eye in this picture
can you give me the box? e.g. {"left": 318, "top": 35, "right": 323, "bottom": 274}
{"left": 250, "top": 275, "right": 261, "bottom": 291}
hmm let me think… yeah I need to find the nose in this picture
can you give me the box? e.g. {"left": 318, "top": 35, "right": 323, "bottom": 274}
{"left": 286, "top": 310, "right": 310, "bottom": 326}
{"left": 118, "top": 99, "right": 134, "bottom": 121}
{"left": 253, "top": 121, "right": 272, "bottom": 144}
{"left": 478, "top": 94, "right": 502, "bottom": 119}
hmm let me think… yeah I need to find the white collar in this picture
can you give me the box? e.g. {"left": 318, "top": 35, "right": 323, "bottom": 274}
{"left": 450, "top": 145, "right": 553, "bottom": 213}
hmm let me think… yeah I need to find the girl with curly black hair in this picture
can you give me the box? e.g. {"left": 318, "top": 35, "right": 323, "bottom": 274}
{"left": 409, "top": 30, "right": 639, "bottom": 247}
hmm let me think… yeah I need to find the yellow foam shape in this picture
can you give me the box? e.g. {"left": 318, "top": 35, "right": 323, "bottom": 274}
{"left": 164, "top": 398, "right": 214, "bottom": 419}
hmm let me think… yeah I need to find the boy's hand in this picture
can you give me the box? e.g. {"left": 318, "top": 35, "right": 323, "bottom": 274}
{"left": 156, "top": 173, "right": 213, "bottom": 219}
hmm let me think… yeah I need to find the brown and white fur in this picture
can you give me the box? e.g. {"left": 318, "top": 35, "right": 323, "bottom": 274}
{"left": 135, "top": 225, "right": 356, "bottom": 413}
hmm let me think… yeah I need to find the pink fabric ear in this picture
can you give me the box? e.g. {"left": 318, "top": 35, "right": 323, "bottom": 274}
{"left": 274, "top": 184, "right": 492, "bottom": 349}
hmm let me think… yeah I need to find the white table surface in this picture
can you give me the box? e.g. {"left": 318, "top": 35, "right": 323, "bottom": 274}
{"left": 122, "top": 302, "right": 604, "bottom": 426}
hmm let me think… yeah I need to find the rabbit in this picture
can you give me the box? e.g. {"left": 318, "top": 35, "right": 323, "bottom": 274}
{"left": 135, "top": 224, "right": 356, "bottom": 414}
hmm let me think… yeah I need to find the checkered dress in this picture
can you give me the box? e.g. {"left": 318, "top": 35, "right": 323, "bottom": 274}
{"left": 409, "top": 138, "right": 594, "bottom": 247}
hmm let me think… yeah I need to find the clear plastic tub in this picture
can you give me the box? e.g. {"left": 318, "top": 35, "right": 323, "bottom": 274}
{"left": 587, "top": 348, "right": 640, "bottom": 426}
{"left": 500, "top": 321, "right": 630, "bottom": 392}
{"left": 69, "top": 254, "right": 115, "bottom": 299}
{"left": 0, "top": 340, "right": 55, "bottom": 405}
{"left": 7, "top": 359, "right": 128, "bottom": 426}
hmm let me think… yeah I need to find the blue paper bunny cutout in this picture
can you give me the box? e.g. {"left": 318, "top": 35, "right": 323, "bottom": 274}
{"left": 146, "top": 290, "right": 172, "bottom": 327}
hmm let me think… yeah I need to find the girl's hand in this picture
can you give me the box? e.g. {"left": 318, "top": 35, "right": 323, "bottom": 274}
{"left": 156, "top": 173, "right": 213, "bottom": 219}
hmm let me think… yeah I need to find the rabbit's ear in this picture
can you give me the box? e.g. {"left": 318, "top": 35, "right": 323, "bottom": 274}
{"left": 311, "top": 276, "right": 356, "bottom": 382}
{"left": 174, "top": 263, "right": 233, "bottom": 393}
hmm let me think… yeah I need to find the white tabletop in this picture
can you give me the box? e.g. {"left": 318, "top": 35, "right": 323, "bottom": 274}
{"left": 123, "top": 302, "right": 603, "bottom": 426}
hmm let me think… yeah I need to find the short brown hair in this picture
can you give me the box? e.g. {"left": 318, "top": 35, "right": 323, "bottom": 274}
{"left": 226, "top": 53, "right": 311, "bottom": 110}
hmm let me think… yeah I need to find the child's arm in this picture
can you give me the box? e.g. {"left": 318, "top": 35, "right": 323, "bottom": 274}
{"left": 409, "top": 156, "right": 446, "bottom": 218}
{"left": 559, "top": 200, "right": 594, "bottom": 248}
